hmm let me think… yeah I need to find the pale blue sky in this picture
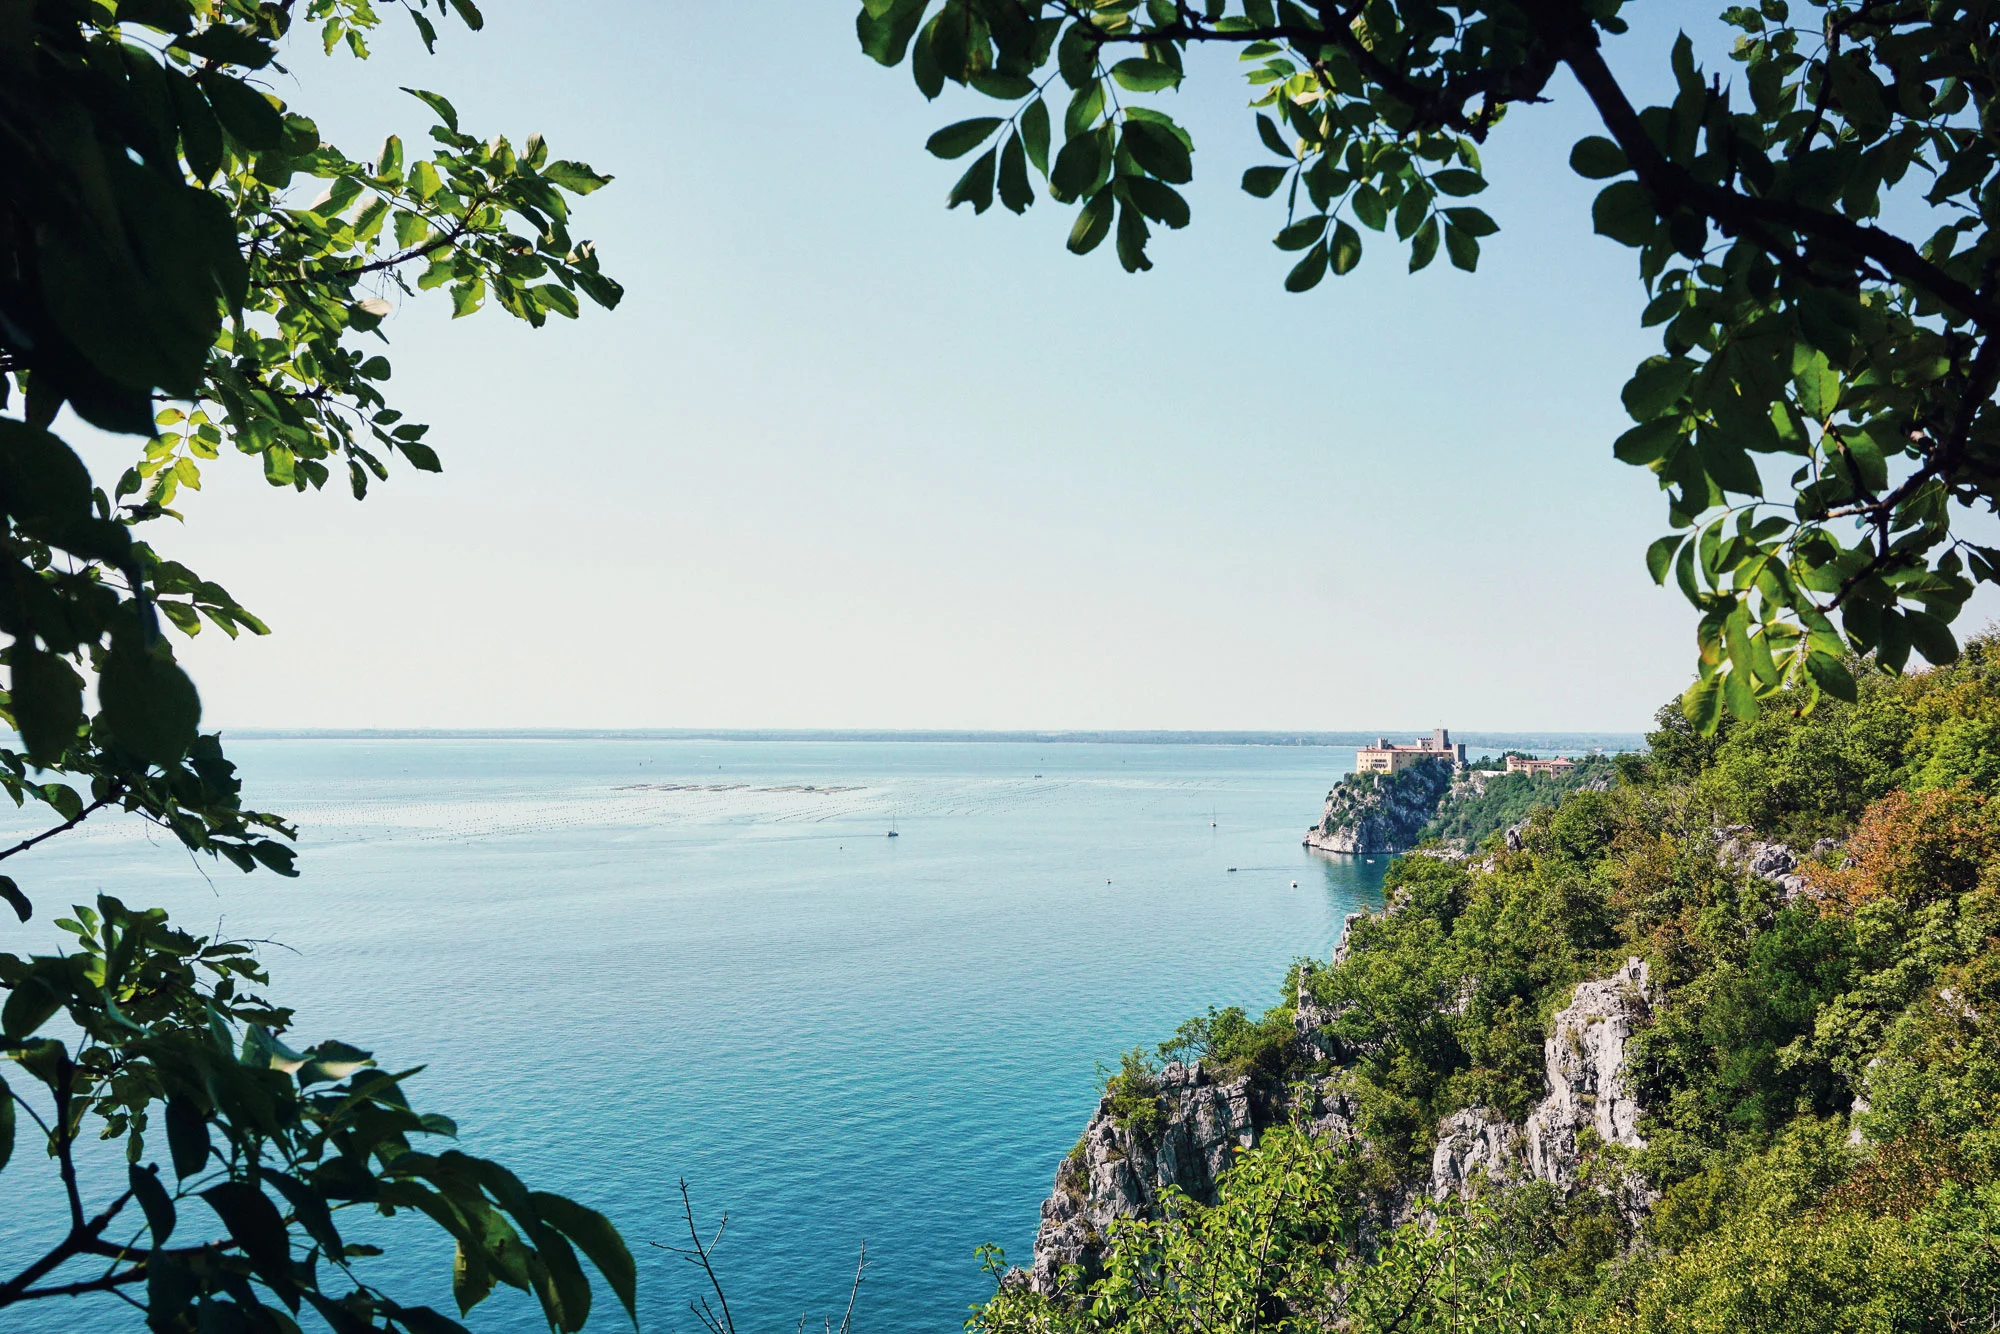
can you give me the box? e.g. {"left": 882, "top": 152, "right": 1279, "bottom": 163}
{"left": 99, "top": 2, "right": 1996, "bottom": 732}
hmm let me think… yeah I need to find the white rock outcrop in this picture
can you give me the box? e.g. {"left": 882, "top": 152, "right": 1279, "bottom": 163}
{"left": 1523, "top": 956, "right": 1652, "bottom": 1188}
{"left": 1430, "top": 1108, "right": 1523, "bottom": 1198}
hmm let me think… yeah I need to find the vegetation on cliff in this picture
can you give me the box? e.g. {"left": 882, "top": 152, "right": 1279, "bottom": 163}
{"left": 976, "top": 635, "right": 2000, "bottom": 1331}
{"left": 1418, "top": 757, "right": 1620, "bottom": 850}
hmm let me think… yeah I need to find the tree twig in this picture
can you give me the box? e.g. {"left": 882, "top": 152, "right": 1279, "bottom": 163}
{"left": 0, "top": 795, "right": 116, "bottom": 866}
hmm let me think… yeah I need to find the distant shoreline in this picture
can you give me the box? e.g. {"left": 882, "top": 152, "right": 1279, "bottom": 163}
{"left": 214, "top": 728, "right": 1647, "bottom": 750}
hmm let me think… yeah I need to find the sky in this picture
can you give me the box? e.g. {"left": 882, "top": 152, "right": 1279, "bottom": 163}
{"left": 70, "top": 2, "right": 2000, "bottom": 732}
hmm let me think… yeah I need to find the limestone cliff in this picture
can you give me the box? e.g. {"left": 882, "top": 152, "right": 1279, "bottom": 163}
{"left": 1303, "top": 759, "right": 1454, "bottom": 854}
{"left": 1019, "top": 941, "right": 1661, "bottom": 1292}
{"left": 1022, "top": 1062, "right": 1278, "bottom": 1293}
{"left": 1520, "top": 956, "right": 1652, "bottom": 1190}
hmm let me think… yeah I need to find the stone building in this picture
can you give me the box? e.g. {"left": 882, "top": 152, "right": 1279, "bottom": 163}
{"left": 1355, "top": 728, "right": 1467, "bottom": 774}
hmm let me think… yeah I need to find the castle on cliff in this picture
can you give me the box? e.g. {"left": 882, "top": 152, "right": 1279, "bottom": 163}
{"left": 1355, "top": 728, "right": 1467, "bottom": 774}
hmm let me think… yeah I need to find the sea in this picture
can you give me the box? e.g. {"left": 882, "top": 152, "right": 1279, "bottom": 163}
{"left": 0, "top": 733, "right": 1632, "bottom": 1333}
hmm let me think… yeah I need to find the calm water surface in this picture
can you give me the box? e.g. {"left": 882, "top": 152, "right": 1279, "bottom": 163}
{"left": 1, "top": 739, "right": 1390, "bottom": 1332}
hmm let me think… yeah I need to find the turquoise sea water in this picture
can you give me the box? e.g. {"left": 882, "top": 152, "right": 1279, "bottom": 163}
{"left": 2, "top": 737, "right": 1499, "bottom": 1331}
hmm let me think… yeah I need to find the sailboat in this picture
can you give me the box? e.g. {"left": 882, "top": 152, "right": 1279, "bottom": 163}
{"left": 886, "top": 813, "right": 899, "bottom": 839}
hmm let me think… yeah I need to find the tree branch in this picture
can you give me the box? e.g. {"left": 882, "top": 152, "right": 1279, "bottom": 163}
{"left": 0, "top": 1191, "right": 134, "bottom": 1306}
{"left": 0, "top": 795, "right": 116, "bottom": 865}
{"left": 10, "top": 1267, "right": 148, "bottom": 1301}
{"left": 1068, "top": 10, "right": 1550, "bottom": 139}
{"left": 1549, "top": 16, "right": 2000, "bottom": 329}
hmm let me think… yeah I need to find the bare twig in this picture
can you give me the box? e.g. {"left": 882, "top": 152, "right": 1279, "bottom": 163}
{"left": 0, "top": 795, "right": 116, "bottom": 866}
{"left": 836, "top": 1242, "right": 868, "bottom": 1334}
{"left": 649, "top": 1178, "right": 737, "bottom": 1334}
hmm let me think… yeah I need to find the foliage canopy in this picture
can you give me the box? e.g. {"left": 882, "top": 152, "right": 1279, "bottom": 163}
{"left": 2, "top": 2, "right": 629, "bottom": 1330}
{"left": 855, "top": 0, "right": 2000, "bottom": 730}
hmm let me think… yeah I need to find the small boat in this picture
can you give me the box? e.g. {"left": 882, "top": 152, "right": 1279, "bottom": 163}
{"left": 886, "top": 815, "right": 900, "bottom": 839}
{"left": 1291, "top": 881, "right": 1299, "bottom": 888}
{"left": 1226, "top": 866, "right": 1238, "bottom": 873}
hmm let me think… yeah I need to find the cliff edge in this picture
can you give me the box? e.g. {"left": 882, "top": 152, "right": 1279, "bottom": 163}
{"left": 1303, "top": 759, "right": 1454, "bottom": 854}
{"left": 1019, "top": 940, "right": 1657, "bottom": 1294}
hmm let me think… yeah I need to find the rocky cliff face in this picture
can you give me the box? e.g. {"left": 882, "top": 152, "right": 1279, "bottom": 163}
{"left": 1521, "top": 956, "right": 1653, "bottom": 1190}
{"left": 1022, "top": 1062, "right": 1282, "bottom": 1293}
{"left": 1304, "top": 760, "right": 1454, "bottom": 854}
{"left": 1019, "top": 944, "right": 1661, "bottom": 1293}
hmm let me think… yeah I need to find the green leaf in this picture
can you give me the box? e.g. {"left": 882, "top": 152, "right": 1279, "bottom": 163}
{"left": 402, "top": 86, "right": 460, "bottom": 132}
{"left": 998, "top": 134, "right": 1034, "bottom": 214}
{"left": 1123, "top": 177, "right": 1189, "bottom": 229}
{"left": 1109, "top": 58, "right": 1181, "bottom": 91}
{"left": 1351, "top": 184, "right": 1387, "bottom": 231}
{"left": 171, "top": 25, "right": 276, "bottom": 70}
{"left": 1569, "top": 136, "right": 1629, "bottom": 179}
{"left": 1443, "top": 221, "right": 1479, "bottom": 271}
{"left": 1274, "top": 216, "right": 1324, "bottom": 252}
{"left": 1056, "top": 19, "right": 1096, "bottom": 88}
{"left": 947, "top": 148, "right": 997, "bottom": 212}
{"left": 1068, "top": 189, "right": 1114, "bottom": 254}
{"left": 1905, "top": 609, "right": 1959, "bottom": 665}
{"left": 1021, "top": 99, "right": 1051, "bottom": 174}
{"left": 1409, "top": 217, "right": 1439, "bottom": 271}
{"left": 398, "top": 441, "right": 444, "bottom": 473}
{"left": 166, "top": 1095, "right": 210, "bottom": 1179}
{"left": 165, "top": 69, "right": 223, "bottom": 182}
{"left": 1614, "top": 417, "right": 1682, "bottom": 466}
{"left": 1827, "top": 51, "right": 1891, "bottom": 138}
{"left": 196, "top": 72, "right": 283, "bottom": 149}
{"left": 1050, "top": 132, "right": 1104, "bottom": 201}
{"left": 1114, "top": 199, "right": 1152, "bottom": 272}
{"left": 1723, "top": 663, "right": 1759, "bottom": 721}
{"left": 0, "top": 1075, "right": 13, "bottom": 1172}
{"left": 1592, "top": 180, "right": 1658, "bottom": 247}
{"left": 9, "top": 649, "right": 82, "bottom": 767}
{"left": 1646, "top": 535, "right": 1682, "bottom": 586}
{"left": 1256, "top": 114, "right": 1291, "bottom": 158}
{"left": 926, "top": 118, "right": 1003, "bottom": 159}
{"left": 130, "top": 1163, "right": 177, "bottom": 1246}
{"left": 1429, "top": 169, "right": 1485, "bottom": 196}
{"left": 202, "top": 1181, "right": 293, "bottom": 1295}
{"left": 969, "top": 71, "right": 1036, "bottom": 99}
{"left": 1393, "top": 186, "right": 1428, "bottom": 241}
{"left": 1792, "top": 347, "right": 1841, "bottom": 421}
{"left": 1623, "top": 356, "right": 1698, "bottom": 421}
{"left": 1682, "top": 676, "right": 1723, "bottom": 732}
{"left": 1329, "top": 220, "right": 1362, "bottom": 275}
{"left": 1441, "top": 206, "right": 1496, "bottom": 238}
{"left": 1805, "top": 651, "right": 1859, "bottom": 702}
{"left": 1241, "top": 165, "right": 1288, "bottom": 198}
{"left": 99, "top": 641, "right": 200, "bottom": 767}
{"left": 858, "top": 0, "right": 926, "bottom": 66}
{"left": 1123, "top": 120, "right": 1192, "bottom": 184}
{"left": 530, "top": 1193, "right": 638, "bottom": 1327}
{"left": 269, "top": 1173, "right": 342, "bottom": 1258}
{"left": 0, "top": 876, "right": 26, "bottom": 923}
{"left": 1, "top": 970, "right": 63, "bottom": 1043}
{"left": 1285, "top": 240, "right": 1328, "bottom": 292}
{"left": 451, "top": 279, "right": 486, "bottom": 319}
